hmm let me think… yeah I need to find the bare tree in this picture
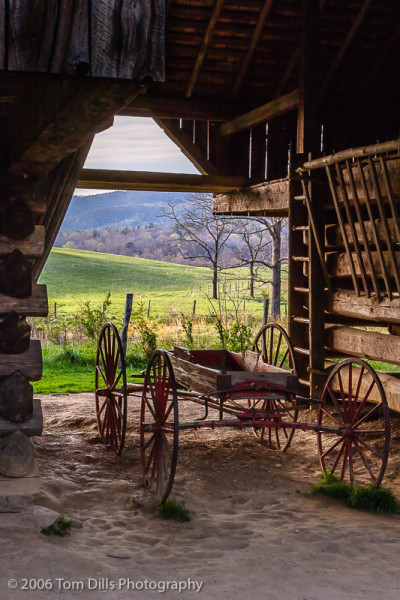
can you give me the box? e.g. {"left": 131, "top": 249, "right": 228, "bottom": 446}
{"left": 162, "top": 193, "right": 235, "bottom": 299}
{"left": 233, "top": 217, "right": 287, "bottom": 318}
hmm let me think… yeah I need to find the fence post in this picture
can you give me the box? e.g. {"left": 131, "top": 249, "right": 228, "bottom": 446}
{"left": 243, "top": 299, "right": 246, "bottom": 314}
{"left": 121, "top": 293, "right": 133, "bottom": 359}
{"left": 263, "top": 298, "right": 269, "bottom": 325}
{"left": 54, "top": 302, "right": 57, "bottom": 320}
{"left": 193, "top": 299, "right": 196, "bottom": 315}
{"left": 147, "top": 299, "right": 151, "bottom": 317}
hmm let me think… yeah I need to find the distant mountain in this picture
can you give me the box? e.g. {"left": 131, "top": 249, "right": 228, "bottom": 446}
{"left": 61, "top": 190, "right": 186, "bottom": 231}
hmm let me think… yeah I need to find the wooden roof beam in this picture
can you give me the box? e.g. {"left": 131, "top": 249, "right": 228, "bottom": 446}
{"left": 120, "top": 97, "right": 232, "bottom": 121}
{"left": 154, "top": 118, "right": 216, "bottom": 175}
{"left": 274, "top": 0, "right": 327, "bottom": 98}
{"left": 231, "top": 0, "right": 274, "bottom": 98}
{"left": 185, "top": 0, "right": 226, "bottom": 98}
{"left": 319, "top": 0, "right": 373, "bottom": 100}
{"left": 9, "top": 80, "right": 143, "bottom": 180}
{"left": 220, "top": 89, "right": 299, "bottom": 136}
{"left": 77, "top": 169, "right": 246, "bottom": 193}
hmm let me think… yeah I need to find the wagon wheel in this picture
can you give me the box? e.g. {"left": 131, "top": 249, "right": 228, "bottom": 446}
{"left": 250, "top": 323, "right": 299, "bottom": 452}
{"left": 95, "top": 323, "right": 127, "bottom": 456}
{"left": 317, "top": 358, "right": 390, "bottom": 487}
{"left": 140, "top": 350, "right": 179, "bottom": 503}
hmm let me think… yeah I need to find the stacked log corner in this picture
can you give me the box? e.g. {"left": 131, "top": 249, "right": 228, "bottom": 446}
{"left": 0, "top": 202, "right": 47, "bottom": 497}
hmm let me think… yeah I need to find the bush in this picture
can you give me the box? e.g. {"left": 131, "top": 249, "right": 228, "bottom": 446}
{"left": 74, "top": 291, "right": 112, "bottom": 341}
{"left": 156, "top": 500, "right": 192, "bottom": 522}
{"left": 311, "top": 472, "right": 351, "bottom": 500}
{"left": 348, "top": 485, "right": 399, "bottom": 514}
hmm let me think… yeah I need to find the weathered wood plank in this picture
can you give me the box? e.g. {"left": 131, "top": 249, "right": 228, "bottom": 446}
{"left": 0, "top": 284, "right": 48, "bottom": 317}
{"left": 0, "top": 340, "right": 42, "bottom": 381}
{"left": 10, "top": 80, "right": 142, "bottom": 178}
{"left": 327, "top": 290, "right": 400, "bottom": 324}
{"left": 213, "top": 178, "right": 289, "bottom": 216}
{"left": 120, "top": 97, "right": 231, "bottom": 121}
{"left": 220, "top": 89, "right": 299, "bottom": 136}
{"left": 0, "top": 226, "right": 44, "bottom": 257}
{"left": 325, "top": 360, "right": 400, "bottom": 413}
{"left": 78, "top": 169, "right": 246, "bottom": 193}
{"left": 0, "top": 399, "right": 43, "bottom": 437}
{"left": 324, "top": 219, "right": 399, "bottom": 248}
{"left": 91, "top": 0, "right": 165, "bottom": 80}
{"left": 4, "top": 1, "right": 165, "bottom": 80}
{"left": 325, "top": 251, "right": 400, "bottom": 280}
{"left": 325, "top": 325, "right": 400, "bottom": 366}
{"left": 170, "top": 355, "right": 231, "bottom": 395}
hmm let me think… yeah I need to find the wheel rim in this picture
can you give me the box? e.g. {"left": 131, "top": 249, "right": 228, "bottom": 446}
{"left": 140, "top": 350, "right": 179, "bottom": 503}
{"left": 95, "top": 323, "right": 127, "bottom": 455}
{"left": 251, "top": 323, "right": 298, "bottom": 452}
{"left": 317, "top": 358, "right": 390, "bottom": 487}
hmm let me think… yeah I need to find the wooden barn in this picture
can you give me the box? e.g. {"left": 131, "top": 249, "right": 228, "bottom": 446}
{"left": 0, "top": 1, "right": 399, "bottom": 497}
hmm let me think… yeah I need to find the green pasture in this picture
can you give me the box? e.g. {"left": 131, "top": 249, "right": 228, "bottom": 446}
{"left": 39, "top": 248, "right": 287, "bottom": 322}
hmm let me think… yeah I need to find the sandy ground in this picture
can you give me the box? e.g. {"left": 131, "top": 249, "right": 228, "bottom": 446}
{"left": 1, "top": 392, "right": 400, "bottom": 600}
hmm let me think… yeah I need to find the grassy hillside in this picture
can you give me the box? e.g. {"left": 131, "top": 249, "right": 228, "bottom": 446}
{"left": 39, "top": 248, "right": 271, "bottom": 320}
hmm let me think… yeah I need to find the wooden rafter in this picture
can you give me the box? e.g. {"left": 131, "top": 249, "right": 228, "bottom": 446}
{"left": 120, "top": 97, "right": 232, "bottom": 121}
{"left": 185, "top": 0, "right": 226, "bottom": 98}
{"left": 154, "top": 118, "right": 216, "bottom": 175}
{"left": 319, "top": 0, "right": 373, "bottom": 100}
{"left": 10, "top": 80, "right": 143, "bottom": 179}
{"left": 77, "top": 169, "right": 246, "bottom": 193}
{"left": 358, "top": 20, "right": 400, "bottom": 102}
{"left": 231, "top": 0, "right": 274, "bottom": 98}
{"left": 274, "top": 0, "right": 326, "bottom": 98}
{"left": 220, "top": 90, "right": 299, "bottom": 136}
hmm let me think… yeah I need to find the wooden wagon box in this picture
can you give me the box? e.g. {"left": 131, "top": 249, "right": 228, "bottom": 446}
{"left": 170, "top": 346, "right": 298, "bottom": 395}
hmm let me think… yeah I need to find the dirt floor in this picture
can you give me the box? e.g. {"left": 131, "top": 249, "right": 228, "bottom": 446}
{"left": 1, "top": 392, "right": 400, "bottom": 600}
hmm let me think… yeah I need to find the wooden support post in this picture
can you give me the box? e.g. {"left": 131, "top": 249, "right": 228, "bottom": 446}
{"left": 297, "top": 0, "right": 324, "bottom": 398}
{"left": 193, "top": 300, "right": 196, "bottom": 315}
{"left": 147, "top": 300, "right": 151, "bottom": 317}
{"left": 263, "top": 297, "right": 269, "bottom": 325}
{"left": 121, "top": 293, "right": 133, "bottom": 360}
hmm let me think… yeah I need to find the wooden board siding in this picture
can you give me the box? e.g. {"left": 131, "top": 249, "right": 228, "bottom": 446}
{"left": 213, "top": 178, "right": 289, "bottom": 216}
{"left": 1, "top": 0, "right": 165, "bottom": 81}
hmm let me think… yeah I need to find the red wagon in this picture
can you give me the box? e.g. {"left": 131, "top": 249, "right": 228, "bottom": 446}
{"left": 95, "top": 322, "right": 390, "bottom": 502}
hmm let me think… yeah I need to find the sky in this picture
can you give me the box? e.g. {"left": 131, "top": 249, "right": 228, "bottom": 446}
{"left": 74, "top": 116, "right": 199, "bottom": 196}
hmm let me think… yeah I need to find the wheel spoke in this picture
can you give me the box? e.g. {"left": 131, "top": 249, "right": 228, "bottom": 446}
{"left": 96, "top": 365, "right": 108, "bottom": 387}
{"left": 97, "top": 397, "right": 108, "bottom": 417}
{"left": 320, "top": 406, "right": 341, "bottom": 427}
{"left": 321, "top": 435, "right": 343, "bottom": 459}
{"left": 353, "top": 439, "right": 377, "bottom": 482}
{"left": 356, "top": 435, "right": 385, "bottom": 460}
{"left": 278, "top": 348, "right": 289, "bottom": 369}
{"left": 353, "top": 402, "right": 381, "bottom": 429}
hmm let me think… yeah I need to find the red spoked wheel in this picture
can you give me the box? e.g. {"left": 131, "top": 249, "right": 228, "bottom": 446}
{"left": 95, "top": 323, "right": 127, "bottom": 455}
{"left": 317, "top": 358, "right": 390, "bottom": 487}
{"left": 140, "top": 350, "right": 179, "bottom": 503}
{"left": 250, "top": 323, "right": 299, "bottom": 452}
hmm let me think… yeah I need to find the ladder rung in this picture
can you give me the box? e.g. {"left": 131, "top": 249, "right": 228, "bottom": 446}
{"left": 293, "top": 287, "right": 309, "bottom": 293}
{"left": 292, "top": 256, "right": 309, "bottom": 262}
{"left": 293, "top": 225, "right": 309, "bottom": 231}
{"left": 293, "top": 195, "right": 306, "bottom": 201}
{"left": 293, "top": 317, "right": 310, "bottom": 324}
{"left": 299, "top": 378, "right": 311, "bottom": 387}
{"left": 294, "top": 346, "right": 310, "bottom": 355}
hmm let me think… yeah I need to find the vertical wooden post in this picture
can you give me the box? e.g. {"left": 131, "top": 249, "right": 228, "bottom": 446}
{"left": 54, "top": 302, "right": 57, "bottom": 319}
{"left": 263, "top": 297, "right": 269, "bottom": 325}
{"left": 297, "top": 0, "right": 325, "bottom": 399}
{"left": 121, "top": 293, "right": 133, "bottom": 359}
{"left": 147, "top": 300, "right": 151, "bottom": 317}
{"left": 193, "top": 300, "right": 196, "bottom": 315}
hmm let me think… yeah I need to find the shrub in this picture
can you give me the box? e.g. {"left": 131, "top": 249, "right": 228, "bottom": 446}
{"left": 74, "top": 291, "right": 112, "bottom": 341}
{"left": 348, "top": 485, "right": 399, "bottom": 514}
{"left": 41, "top": 518, "right": 74, "bottom": 537}
{"left": 156, "top": 500, "right": 192, "bottom": 522}
{"left": 311, "top": 472, "right": 351, "bottom": 499}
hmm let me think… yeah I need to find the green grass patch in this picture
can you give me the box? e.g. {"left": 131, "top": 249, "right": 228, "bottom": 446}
{"left": 311, "top": 472, "right": 351, "bottom": 500}
{"left": 348, "top": 485, "right": 400, "bottom": 514}
{"left": 311, "top": 472, "right": 399, "bottom": 514}
{"left": 39, "top": 248, "right": 287, "bottom": 320}
{"left": 156, "top": 500, "right": 192, "bottom": 522}
{"left": 41, "top": 518, "right": 74, "bottom": 537}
